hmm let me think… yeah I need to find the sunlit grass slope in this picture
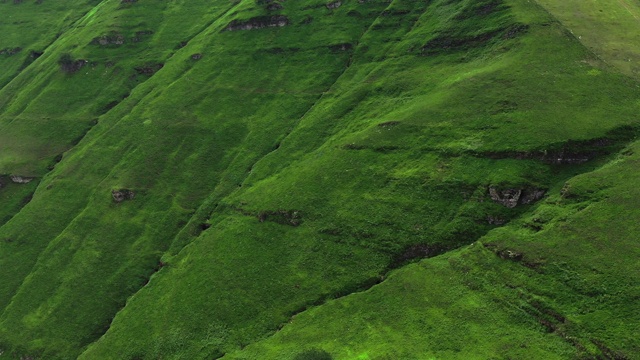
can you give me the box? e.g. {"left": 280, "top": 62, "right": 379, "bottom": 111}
{"left": 79, "top": 0, "right": 640, "bottom": 358}
{"left": 223, "top": 140, "right": 640, "bottom": 360}
{"left": 535, "top": 0, "right": 640, "bottom": 78}
{"left": 0, "top": 0, "right": 638, "bottom": 358}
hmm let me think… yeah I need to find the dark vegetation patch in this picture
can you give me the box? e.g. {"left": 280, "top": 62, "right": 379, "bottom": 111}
{"left": 29, "top": 50, "right": 43, "bottom": 59}
{"left": 294, "top": 348, "right": 333, "bottom": 360}
{"left": 420, "top": 0, "right": 528, "bottom": 56}
{"left": 91, "top": 32, "right": 125, "bottom": 46}
{"left": 421, "top": 25, "right": 527, "bottom": 56}
{"left": 267, "top": 2, "right": 283, "bottom": 11}
{"left": 134, "top": 63, "right": 163, "bottom": 75}
{"left": 256, "top": 0, "right": 284, "bottom": 11}
{"left": 58, "top": 53, "right": 87, "bottom": 73}
{"left": 117, "top": 0, "right": 137, "bottom": 9}
{"left": 454, "top": 0, "right": 506, "bottom": 19}
{"left": 486, "top": 215, "right": 507, "bottom": 225}
{"left": 131, "top": 30, "right": 153, "bottom": 43}
{"left": 491, "top": 100, "right": 518, "bottom": 114}
{"left": 0, "top": 47, "right": 22, "bottom": 56}
{"left": 389, "top": 243, "right": 446, "bottom": 269}
{"left": 381, "top": 9, "right": 411, "bottom": 16}
{"left": 224, "top": 15, "right": 289, "bottom": 31}
{"left": 342, "top": 143, "right": 367, "bottom": 150}
{"left": 502, "top": 23, "right": 529, "bottom": 39}
{"left": 476, "top": 125, "right": 640, "bottom": 164}
{"left": 261, "top": 47, "right": 301, "bottom": 54}
{"left": 328, "top": 43, "right": 353, "bottom": 52}
{"left": 591, "top": 339, "right": 630, "bottom": 360}
{"left": 257, "top": 209, "right": 302, "bottom": 226}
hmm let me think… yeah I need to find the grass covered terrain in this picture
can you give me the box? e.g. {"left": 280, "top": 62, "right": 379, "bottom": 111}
{"left": 0, "top": 0, "right": 638, "bottom": 358}
{"left": 223, "top": 141, "right": 640, "bottom": 359}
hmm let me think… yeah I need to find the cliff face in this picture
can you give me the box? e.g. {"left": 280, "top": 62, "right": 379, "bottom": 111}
{"left": 0, "top": 0, "right": 639, "bottom": 359}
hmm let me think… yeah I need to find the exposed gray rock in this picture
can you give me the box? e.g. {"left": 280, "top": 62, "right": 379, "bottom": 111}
{"left": 489, "top": 187, "right": 521, "bottom": 208}
{"left": 112, "top": 189, "right": 135, "bottom": 203}
{"left": 225, "top": 15, "right": 289, "bottom": 31}
{"left": 489, "top": 187, "right": 546, "bottom": 208}
{"left": 498, "top": 249, "right": 523, "bottom": 261}
{"left": 10, "top": 175, "right": 33, "bottom": 184}
{"left": 326, "top": 0, "right": 342, "bottom": 9}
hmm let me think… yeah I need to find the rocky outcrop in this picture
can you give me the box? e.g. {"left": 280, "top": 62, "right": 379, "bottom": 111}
{"left": 132, "top": 30, "right": 153, "bottom": 43}
{"left": 488, "top": 188, "right": 521, "bottom": 208}
{"left": 10, "top": 175, "right": 33, "bottom": 184}
{"left": 498, "top": 249, "right": 523, "bottom": 261}
{"left": 112, "top": 189, "right": 135, "bottom": 203}
{"left": 488, "top": 187, "right": 545, "bottom": 208}
{"left": 91, "top": 33, "right": 125, "bottom": 46}
{"left": 58, "top": 54, "right": 87, "bottom": 73}
{"left": 326, "top": 1, "right": 342, "bottom": 9}
{"left": 224, "top": 15, "right": 289, "bottom": 31}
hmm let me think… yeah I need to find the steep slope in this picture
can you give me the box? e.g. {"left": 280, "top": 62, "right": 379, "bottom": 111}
{"left": 0, "top": 0, "right": 638, "bottom": 359}
{"left": 222, "top": 142, "right": 640, "bottom": 359}
{"left": 221, "top": 139, "right": 640, "bottom": 359}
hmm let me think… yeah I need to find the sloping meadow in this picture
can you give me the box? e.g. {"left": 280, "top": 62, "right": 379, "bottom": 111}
{"left": 0, "top": 0, "right": 638, "bottom": 359}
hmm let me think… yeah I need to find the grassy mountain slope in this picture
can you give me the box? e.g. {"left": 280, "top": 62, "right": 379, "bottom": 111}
{"left": 222, "top": 142, "right": 640, "bottom": 359}
{"left": 535, "top": 0, "right": 640, "bottom": 78}
{"left": 0, "top": 0, "right": 638, "bottom": 359}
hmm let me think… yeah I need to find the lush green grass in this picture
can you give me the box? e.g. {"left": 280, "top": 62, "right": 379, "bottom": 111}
{"left": 0, "top": 0, "right": 638, "bottom": 359}
{"left": 535, "top": 0, "right": 640, "bottom": 78}
{"left": 221, "top": 141, "right": 640, "bottom": 359}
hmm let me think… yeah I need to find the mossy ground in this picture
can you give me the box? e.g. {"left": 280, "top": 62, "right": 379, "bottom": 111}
{"left": 0, "top": 0, "right": 638, "bottom": 359}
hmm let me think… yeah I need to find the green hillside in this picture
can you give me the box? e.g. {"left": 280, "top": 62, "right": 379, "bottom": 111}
{"left": 0, "top": 0, "right": 638, "bottom": 359}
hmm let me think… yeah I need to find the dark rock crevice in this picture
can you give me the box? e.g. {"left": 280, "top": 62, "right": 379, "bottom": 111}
{"left": 488, "top": 187, "right": 546, "bottom": 208}
{"left": 224, "top": 15, "right": 289, "bottom": 31}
